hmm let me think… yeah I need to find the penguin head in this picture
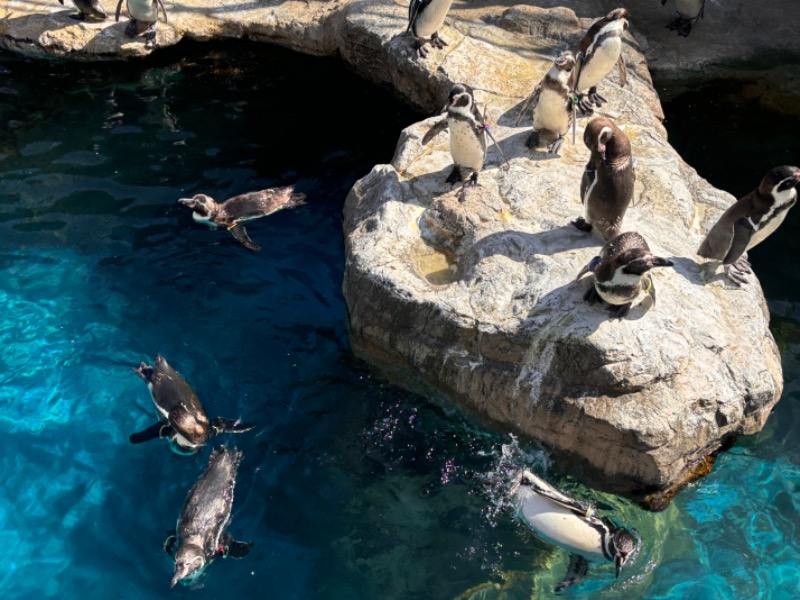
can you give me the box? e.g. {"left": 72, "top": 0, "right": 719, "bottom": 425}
{"left": 443, "top": 83, "right": 476, "bottom": 113}
{"left": 171, "top": 543, "right": 206, "bottom": 588}
{"left": 611, "top": 528, "right": 637, "bottom": 577}
{"left": 554, "top": 50, "right": 576, "bottom": 72}
{"left": 762, "top": 165, "right": 800, "bottom": 195}
{"left": 170, "top": 406, "right": 211, "bottom": 444}
{"left": 584, "top": 118, "right": 616, "bottom": 161}
{"left": 606, "top": 8, "right": 631, "bottom": 29}
{"left": 179, "top": 194, "right": 218, "bottom": 222}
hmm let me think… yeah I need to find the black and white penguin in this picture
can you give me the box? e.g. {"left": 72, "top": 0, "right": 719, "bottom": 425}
{"left": 662, "top": 0, "right": 705, "bottom": 37}
{"left": 165, "top": 446, "right": 252, "bottom": 588}
{"left": 573, "top": 117, "right": 635, "bottom": 241}
{"left": 406, "top": 0, "right": 455, "bottom": 58}
{"left": 179, "top": 186, "right": 307, "bottom": 251}
{"left": 513, "top": 469, "right": 638, "bottom": 591}
{"left": 698, "top": 165, "right": 800, "bottom": 285}
{"left": 58, "top": 0, "right": 107, "bottom": 20}
{"left": 421, "top": 83, "right": 489, "bottom": 201}
{"left": 571, "top": 8, "right": 630, "bottom": 113}
{"left": 577, "top": 231, "right": 674, "bottom": 319}
{"left": 131, "top": 355, "right": 254, "bottom": 455}
{"left": 115, "top": 0, "right": 167, "bottom": 45}
{"left": 520, "top": 50, "right": 577, "bottom": 155}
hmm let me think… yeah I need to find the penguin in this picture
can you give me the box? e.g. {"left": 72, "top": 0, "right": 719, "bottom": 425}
{"left": 406, "top": 0, "right": 455, "bottom": 59}
{"left": 571, "top": 8, "right": 630, "bottom": 114}
{"left": 421, "top": 83, "right": 488, "bottom": 202}
{"left": 573, "top": 117, "right": 635, "bottom": 241}
{"left": 577, "top": 231, "right": 674, "bottom": 319}
{"left": 165, "top": 446, "right": 252, "bottom": 588}
{"left": 698, "top": 165, "right": 800, "bottom": 285}
{"left": 178, "top": 186, "right": 307, "bottom": 252}
{"left": 512, "top": 469, "right": 638, "bottom": 591}
{"left": 130, "top": 355, "right": 255, "bottom": 455}
{"left": 519, "top": 50, "right": 576, "bottom": 156}
{"left": 58, "top": 0, "right": 107, "bottom": 20}
{"left": 662, "top": 0, "right": 705, "bottom": 37}
{"left": 115, "top": 0, "right": 168, "bottom": 45}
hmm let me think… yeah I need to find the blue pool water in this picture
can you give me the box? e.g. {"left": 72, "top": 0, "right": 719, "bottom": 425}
{"left": 0, "top": 44, "right": 798, "bottom": 599}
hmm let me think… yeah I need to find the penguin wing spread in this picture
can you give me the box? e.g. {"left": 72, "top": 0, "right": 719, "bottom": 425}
{"left": 421, "top": 118, "right": 449, "bottom": 145}
{"left": 229, "top": 224, "right": 261, "bottom": 252}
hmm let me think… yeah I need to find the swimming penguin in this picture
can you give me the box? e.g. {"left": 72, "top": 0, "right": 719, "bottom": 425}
{"left": 571, "top": 8, "right": 630, "bottom": 114}
{"left": 572, "top": 117, "right": 634, "bottom": 241}
{"left": 513, "top": 469, "right": 638, "bottom": 591}
{"left": 406, "top": 0, "right": 455, "bottom": 58}
{"left": 58, "top": 0, "right": 107, "bottom": 20}
{"left": 131, "top": 355, "right": 254, "bottom": 455}
{"left": 662, "top": 0, "right": 705, "bottom": 37}
{"left": 518, "top": 50, "right": 576, "bottom": 156}
{"left": 178, "top": 186, "right": 307, "bottom": 252}
{"left": 421, "top": 83, "right": 490, "bottom": 202}
{"left": 698, "top": 165, "right": 800, "bottom": 286}
{"left": 165, "top": 446, "right": 252, "bottom": 588}
{"left": 115, "top": 0, "right": 167, "bottom": 45}
{"left": 577, "top": 231, "right": 674, "bottom": 319}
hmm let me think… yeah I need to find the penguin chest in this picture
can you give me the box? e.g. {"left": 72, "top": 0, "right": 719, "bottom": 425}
{"left": 577, "top": 36, "right": 622, "bottom": 93}
{"left": 675, "top": 0, "right": 703, "bottom": 19}
{"left": 449, "top": 120, "right": 485, "bottom": 172}
{"left": 748, "top": 196, "right": 796, "bottom": 250}
{"left": 126, "top": 0, "right": 157, "bottom": 21}
{"left": 413, "top": 0, "right": 454, "bottom": 38}
{"left": 596, "top": 271, "right": 642, "bottom": 305}
{"left": 516, "top": 491, "right": 606, "bottom": 561}
{"left": 533, "top": 87, "right": 570, "bottom": 135}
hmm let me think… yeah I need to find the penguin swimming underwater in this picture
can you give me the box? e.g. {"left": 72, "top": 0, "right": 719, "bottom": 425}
{"left": 131, "top": 354, "right": 254, "bottom": 455}
{"left": 115, "top": 0, "right": 168, "bottom": 45}
{"left": 406, "top": 0, "right": 455, "bottom": 58}
{"left": 698, "top": 165, "right": 800, "bottom": 286}
{"left": 573, "top": 117, "right": 635, "bottom": 241}
{"left": 662, "top": 0, "right": 705, "bottom": 37}
{"left": 178, "top": 186, "right": 307, "bottom": 252}
{"left": 571, "top": 8, "right": 630, "bottom": 114}
{"left": 165, "top": 446, "right": 252, "bottom": 588}
{"left": 518, "top": 50, "right": 576, "bottom": 156}
{"left": 58, "top": 0, "right": 107, "bottom": 20}
{"left": 577, "top": 231, "right": 674, "bottom": 319}
{"left": 513, "top": 469, "right": 638, "bottom": 591}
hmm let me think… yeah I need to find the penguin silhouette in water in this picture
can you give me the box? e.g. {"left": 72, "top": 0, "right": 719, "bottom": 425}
{"left": 131, "top": 355, "right": 254, "bottom": 455}
{"left": 662, "top": 0, "right": 705, "bottom": 37}
{"left": 513, "top": 469, "right": 638, "bottom": 591}
{"left": 165, "top": 446, "right": 252, "bottom": 588}
{"left": 577, "top": 231, "right": 674, "bottom": 319}
{"left": 698, "top": 165, "right": 800, "bottom": 286}
{"left": 179, "top": 186, "right": 306, "bottom": 251}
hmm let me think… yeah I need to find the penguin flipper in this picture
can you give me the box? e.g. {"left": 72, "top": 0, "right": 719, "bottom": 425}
{"left": 421, "top": 118, "right": 448, "bottom": 145}
{"left": 617, "top": 55, "right": 627, "bottom": 88}
{"left": 115, "top": 0, "right": 124, "bottom": 21}
{"left": 580, "top": 167, "right": 596, "bottom": 205}
{"left": 211, "top": 417, "right": 256, "bottom": 435}
{"left": 221, "top": 532, "right": 253, "bottom": 559}
{"left": 163, "top": 532, "right": 177, "bottom": 556}
{"left": 700, "top": 0, "right": 706, "bottom": 18}
{"left": 722, "top": 218, "right": 755, "bottom": 265}
{"left": 129, "top": 422, "right": 167, "bottom": 444}
{"left": 515, "top": 84, "right": 541, "bottom": 126}
{"left": 555, "top": 554, "right": 590, "bottom": 592}
{"left": 228, "top": 224, "right": 261, "bottom": 251}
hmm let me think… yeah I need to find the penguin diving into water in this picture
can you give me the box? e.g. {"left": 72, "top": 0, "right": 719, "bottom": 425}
{"left": 115, "top": 0, "right": 168, "bottom": 46}
{"left": 512, "top": 469, "right": 638, "bottom": 591}
{"left": 698, "top": 165, "right": 800, "bottom": 286}
{"left": 577, "top": 231, "right": 674, "bottom": 319}
{"left": 179, "top": 186, "right": 307, "bottom": 251}
{"left": 165, "top": 446, "right": 253, "bottom": 588}
{"left": 421, "top": 83, "right": 508, "bottom": 202}
{"left": 662, "top": 0, "right": 705, "bottom": 37}
{"left": 571, "top": 8, "right": 630, "bottom": 114}
{"left": 131, "top": 354, "right": 254, "bottom": 455}
{"left": 58, "top": 0, "right": 107, "bottom": 20}
{"left": 406, "top": 0, "right": 455, "bottom": 58}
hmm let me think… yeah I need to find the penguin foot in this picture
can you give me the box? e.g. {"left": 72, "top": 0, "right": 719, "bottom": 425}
{"left": 547, "top": 136, "right": 564, "bottom": 155}
{"left": 414, "top": 40, "right": 430, "bottom": 59}
{"left": 430, "top": 32, "right": 448, "bottom": 49}
{"left": 608, "top": 303, "right": 631, "bottom": 319}
{"left": 732, "top": 256, "right": 752, "bottom": 274}
{"left": 525, "top": 130, "right": 540, "bottom": 150}
{"left": 576, "top": 95, "right": 595, "bottom": 115}
{"left": 667, "top": 17, "right": 692, "bottom": 36}
{"left": 571, "top": 217, "right": 593, "bottom": 233}
{"left": 724, "top": 264, "right": 749, "bottom": 286}
{"left": 69, "top": 13, "right": 86, "bottom": 20}
{"left": 588, "top": 88, "right": 606, "bottom": 107}
{"left": 124, "top": 19, "right": 139, "bottom": 38}
{"left": 583, "top": 285, "right": 601, "bottom": 305}
{"left": 445, "top": 164, "right": 463, "bottom": 185}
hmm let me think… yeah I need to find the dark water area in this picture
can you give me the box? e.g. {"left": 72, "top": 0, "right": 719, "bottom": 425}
{"left": 0, "top": 40, "right": 799, "bottom": 600}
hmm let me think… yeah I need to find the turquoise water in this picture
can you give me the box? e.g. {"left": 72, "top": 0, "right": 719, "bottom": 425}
{"left": 0, "top": 43, "right": 798, "bottom": 599}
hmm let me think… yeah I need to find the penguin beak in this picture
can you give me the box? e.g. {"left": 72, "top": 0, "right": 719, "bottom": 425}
{"left": 650, "top": 257, "right": 674, "bottom": 268}
{"left": 598, "top": 144, "right": 606, "bottom": 161}
{"left": 614, "top": 554, "right": 628, "bottom": 578}
{"left": 178, "top": 198, "right": 193, "bottom": 206}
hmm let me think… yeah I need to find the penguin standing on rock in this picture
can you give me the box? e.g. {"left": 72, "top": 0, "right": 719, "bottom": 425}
{"left": 406, "top": 0, "right": 455, "bottom": 58}
{"left": 179, "top": 186, "right": 307, "bottom": 251}
{"left": 512, "top": 469, "right": 638, "bottom": 591}
{"left": 518, "top": 50, "right": 576, "bottom": 156}
{"left": 573, "top": 117, "right": 635, "bottom": 241}
{"left": 698, "top": 165, "right": 800, "bottom": 286}
{"left": 58, "top": 0, "right": 107, "bottom": 20}
{"left": 115, "top": 0, "right": 168, "bottom": 46}
{"left": 577, "top": 231, "right": 674, "bottom": 319}
{"left": 571, "top": 8, "right": 630, "bottom": 114}
{"left": 662, "top": 0, "right": 705, "bottom": 37}
{"left": 165, "top": 446, "right": 253, "bottom": 588}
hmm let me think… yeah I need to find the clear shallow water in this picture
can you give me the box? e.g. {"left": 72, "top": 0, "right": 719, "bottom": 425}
{"left": 0, "top": 44, "right": 798, "bottom": 600}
